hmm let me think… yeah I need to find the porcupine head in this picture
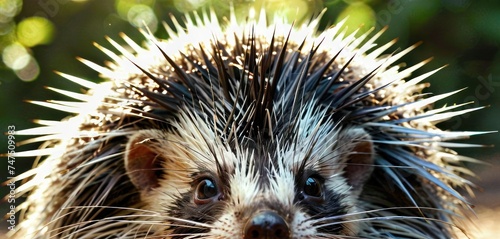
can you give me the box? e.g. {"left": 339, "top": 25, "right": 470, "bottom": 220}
{"left": 121, "top": 11, "right": 376, "bottom": 238}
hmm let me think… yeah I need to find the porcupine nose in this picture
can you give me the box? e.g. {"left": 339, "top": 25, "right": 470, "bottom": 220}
{"left": 244, "top": 211, "right": 290, "bottom": 239}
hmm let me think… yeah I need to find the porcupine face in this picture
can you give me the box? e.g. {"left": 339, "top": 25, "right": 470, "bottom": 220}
{"left": 125, "top": 109, "right": 373, "bottom": 238}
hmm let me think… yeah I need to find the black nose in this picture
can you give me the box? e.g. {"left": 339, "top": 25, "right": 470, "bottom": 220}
{"left": 244, "top": 211, "right": 290, "bottom": 239}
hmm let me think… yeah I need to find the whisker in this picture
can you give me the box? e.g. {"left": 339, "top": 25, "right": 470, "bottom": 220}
{"left": 309, "top": 205, "right": 457, "bottom": 222}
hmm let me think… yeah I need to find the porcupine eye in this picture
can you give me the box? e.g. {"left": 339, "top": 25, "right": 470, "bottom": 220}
{"left": 304, "top": 177, "right": 322, "bottom": 197}
{"left": 194, "top": 178, "right": 220, "bottom": 205}
{"left": 298, "top": 175, "right": 324, "bottom": 203}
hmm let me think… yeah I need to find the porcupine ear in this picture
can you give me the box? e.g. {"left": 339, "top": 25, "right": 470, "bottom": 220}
{"left": 340, "top": 128, "right": 374, "bottom": 194}
{"left": 124, "top": 129, "right": 165, "bottom": 193}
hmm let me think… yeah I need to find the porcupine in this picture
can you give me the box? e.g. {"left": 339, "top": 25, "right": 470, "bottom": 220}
{"left": 7, "top": 8, "right": 486, "bottom": 239}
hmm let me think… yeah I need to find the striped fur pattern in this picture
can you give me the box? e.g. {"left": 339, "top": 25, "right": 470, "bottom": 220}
{"left": 9, "top": 9, "right": 485, "bottom": 239}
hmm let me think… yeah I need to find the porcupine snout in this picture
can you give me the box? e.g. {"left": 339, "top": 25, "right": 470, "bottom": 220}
{"left": 244, "top": 211, "right": 290, "bottom": 239}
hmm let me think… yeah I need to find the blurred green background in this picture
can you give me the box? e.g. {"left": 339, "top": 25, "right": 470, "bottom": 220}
{"left": 0, "top": 0, "right": 499, "bottom": 236}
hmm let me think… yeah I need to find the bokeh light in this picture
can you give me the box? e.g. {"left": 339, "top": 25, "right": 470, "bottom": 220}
{"left": 2, "top": 42, "right": 29, "bottom": 70}
{"left": 15, "top": 54, "right": 40, "bottom": 82}
{"left": 0, "top": 0, "right": 22, "bottom": 20}
{"left": 0, "top": 1, "right": 47, "bottom": 82}
{"left": 127, "top": 4, "right": 158, "bottom": 32}
{"left": 259, "top": 0, "right": 314, "bottom": 24}
{"left": 115, "top": 0, "right": 158, "bottom": 32}
{"left": 336, "top": 2, "right": 375, "bottom": 36}
{"left": 173, "top": 0, "right": 208, "bottom": 13}
{"left": 2, "top": 42, "right": 39, "bottom": 81}
{"left": 17, "top": 17, "right": 55, "bottom": 47}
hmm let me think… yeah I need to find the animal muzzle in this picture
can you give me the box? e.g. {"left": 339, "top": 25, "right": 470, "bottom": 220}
{"left": 244, "top": 211, "right": 290, "bottom": 239}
